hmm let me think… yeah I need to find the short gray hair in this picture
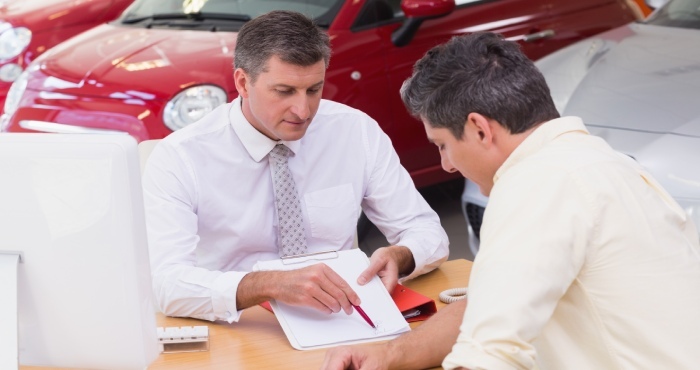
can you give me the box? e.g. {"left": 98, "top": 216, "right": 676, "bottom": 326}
{"left": 234, "top": 10, "right": 331, "bottom": 82}
{"left": 401, "top": 32, "right": 559, "bottom": 139}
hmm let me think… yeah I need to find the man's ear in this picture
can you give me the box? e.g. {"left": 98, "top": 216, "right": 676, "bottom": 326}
{"left": 233, "top": 68, "right": 250, "bottom": 98}
{"left": 466, "top": 112, "right": 494, "bottom": 147}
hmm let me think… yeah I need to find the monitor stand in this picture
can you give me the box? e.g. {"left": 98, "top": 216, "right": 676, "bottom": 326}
{"left": 0, "top": 252, "right": 22, "bottom": 370}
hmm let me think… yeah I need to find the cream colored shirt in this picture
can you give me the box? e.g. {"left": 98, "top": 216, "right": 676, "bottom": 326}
{"left": 142, "top": 98, "right": 449, "bottom": 323}
{"left": 443, "top": 117, "right": 700, "bottom": 370}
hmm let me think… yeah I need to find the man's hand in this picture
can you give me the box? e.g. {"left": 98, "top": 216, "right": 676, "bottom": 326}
{"left": 321, "top": 343, "right": 392, "bottom": 370}
{"left": 321, "top": 300, "right": 468, "bottom": 370}
{"left": 238, "top": 264, "right": 361, "bottom": 314}
{"left": 357, "top": 246, "right": 415, "bottom": 292}
{"left": 275, "top": 264, "right": 362, "bottom": 314}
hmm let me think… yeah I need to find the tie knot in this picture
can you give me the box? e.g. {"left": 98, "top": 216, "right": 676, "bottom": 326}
{"left": 271, "top": 144, "right": 291, "bottom": 161}
{"left": 272, "top": 144, "right": 289, "bottom": 157}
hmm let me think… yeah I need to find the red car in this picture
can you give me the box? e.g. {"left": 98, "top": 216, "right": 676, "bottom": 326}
{"left": 1, "top": 0, "right": 638, "bottom": 188}
{"left": 0, "top": 0, "right": 133, "bottom": 109}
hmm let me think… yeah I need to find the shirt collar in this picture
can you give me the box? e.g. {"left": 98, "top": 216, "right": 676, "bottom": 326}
{"left": 494, "top": 116, "right": 589, "bottom": 183}
{"left": 230, "top": 96, "right": 302, "bottom": 162}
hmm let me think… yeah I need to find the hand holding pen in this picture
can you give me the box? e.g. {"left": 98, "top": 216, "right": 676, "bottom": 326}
{"left": 260, "top": 264, "right": 361, "bottom": 314}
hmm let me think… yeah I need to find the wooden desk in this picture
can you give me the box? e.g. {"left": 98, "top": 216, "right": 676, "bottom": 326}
{"left": 23, "top": 259, "right": 471, "bottom": 369}
{"left": 150, "top": 259, "right": 471, "bottom": 369}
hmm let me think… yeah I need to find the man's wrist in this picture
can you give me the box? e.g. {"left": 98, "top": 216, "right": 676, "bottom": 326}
{"left": 391, "top": 245, "right": 416, "bottom": 278}
{"left": 385, "top": 339, "right": 409, "bottom": 369}
{"left": 237, "top": 270, "right": 278, "bottom": 309}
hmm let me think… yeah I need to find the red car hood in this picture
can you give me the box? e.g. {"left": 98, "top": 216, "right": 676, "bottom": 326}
{"left": 30, "top": 24, "right": 238, "bottom": 100}
{"left": 0, "top": 0, "right": 118, "bottom": 31}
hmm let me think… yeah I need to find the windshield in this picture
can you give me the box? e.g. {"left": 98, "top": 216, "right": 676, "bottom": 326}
{"left": 646, "top": 0, "right": 700, "bottom": 29}
{"left": 120, "top": 0, "right": 343, "bottom": 28}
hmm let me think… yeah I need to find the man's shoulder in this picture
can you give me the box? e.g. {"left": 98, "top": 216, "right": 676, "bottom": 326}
{"left": 317, "top": 99, "right": 371, "bottom": 120}
{"left": 539, "top": 133, "right": 624, "bottom": 170}
{"left": 161, "top": 102, "right": 234, "bottom": 147}
{"left": 312, "top": 99, "right": 382, "bottom": 139}
{"left": 503, "top": 133, "right": 635, "bottom": 197}
{"left": 149, "top": 102, "right": 237, "bottom": 168}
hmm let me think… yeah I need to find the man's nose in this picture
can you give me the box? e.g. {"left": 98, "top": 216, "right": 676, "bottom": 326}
{"left": 441, "top": 152, "right": 458, "bottom": 173}
{"left": 290, "top": 94, "right": 311, "bottom": 121}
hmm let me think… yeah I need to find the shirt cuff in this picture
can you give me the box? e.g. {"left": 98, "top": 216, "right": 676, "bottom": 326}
{"left": 210, "top": 270, "right": 247, "bottom": 323}
{"left": 397, "top": 236, "right": 447, "bottom": 281}
{"left": 442, "top": 338, "right": 535, "bottom": 370}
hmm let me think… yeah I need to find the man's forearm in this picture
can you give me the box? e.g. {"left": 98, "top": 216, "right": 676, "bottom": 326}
{"left": 386, "top": 299, "right": 467, "bottom": 369}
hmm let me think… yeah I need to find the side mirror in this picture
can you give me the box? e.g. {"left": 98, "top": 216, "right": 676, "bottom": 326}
{"left": 645, "top": 0, "right": 668, "bottom": 9}
{"left": 392, "top": 0, "right": 455, "bottom": 47}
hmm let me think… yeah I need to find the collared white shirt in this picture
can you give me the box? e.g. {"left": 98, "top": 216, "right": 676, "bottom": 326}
{"left": 143, "top": 97, "right": 449, "bottom": 323}
{"left": 443, "top": 117, "right": 700, "bottom": 370}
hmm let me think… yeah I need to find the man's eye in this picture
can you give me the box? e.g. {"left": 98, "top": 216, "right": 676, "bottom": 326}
{"left": 276, "top": 90, "right": 293, "bottom": 95}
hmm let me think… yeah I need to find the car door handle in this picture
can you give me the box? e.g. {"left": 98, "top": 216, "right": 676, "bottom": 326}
{"left": 523, "top": 29, "right": 555, "bottom": 42}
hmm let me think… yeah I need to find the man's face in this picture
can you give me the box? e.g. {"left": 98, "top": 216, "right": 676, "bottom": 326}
{"left": 235, "top": 55, "right": 325, "bottom": 141}
{"left": 423, "top": 120, "right": 496, "bottom": 196}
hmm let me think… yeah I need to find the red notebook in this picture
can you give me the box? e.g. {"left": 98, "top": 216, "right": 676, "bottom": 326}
{"left": 390, "top": 284, "right": 437, "bottom": 323}
{"left": 260, "top": 284, "right": 436, "bottom": 323}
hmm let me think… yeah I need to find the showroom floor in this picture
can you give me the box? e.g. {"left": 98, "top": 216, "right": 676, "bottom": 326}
{"left": 359, "top": 178, "right": 474, "bottom": 262}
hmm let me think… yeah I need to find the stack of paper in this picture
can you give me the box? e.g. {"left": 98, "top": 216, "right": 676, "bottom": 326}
{"left": 254, "top": 249, "right": 410, "bottom": 350}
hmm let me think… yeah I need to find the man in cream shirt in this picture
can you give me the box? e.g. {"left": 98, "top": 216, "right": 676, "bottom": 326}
{"left": 322, "top": 32, "right": 700, "bottom": 369}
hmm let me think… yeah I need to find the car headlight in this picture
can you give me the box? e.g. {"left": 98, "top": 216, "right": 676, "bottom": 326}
{"left": 0, "top": 63, "right": 23, "bottom": 82}
{"left": 0, "top": 22, "right": 31, "bottom": 60}
{"left": 163, "top": 85, "right": 227, "bottom": 131}
{"left": 4, "top": 68, "right": 29, "bottom": 116}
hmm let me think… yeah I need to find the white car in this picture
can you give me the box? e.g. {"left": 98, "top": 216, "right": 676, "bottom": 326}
{"left": 462, "top": 0, "right": 700, "bottom": 256}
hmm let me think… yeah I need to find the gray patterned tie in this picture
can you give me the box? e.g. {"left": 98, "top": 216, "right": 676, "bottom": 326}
{"left": 269, "top": 144, "right": 308, "bottom": 257}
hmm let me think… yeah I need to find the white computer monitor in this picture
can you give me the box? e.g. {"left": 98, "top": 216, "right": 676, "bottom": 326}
{"left": 0, "top": 133, "right": 159, "bottom": 369}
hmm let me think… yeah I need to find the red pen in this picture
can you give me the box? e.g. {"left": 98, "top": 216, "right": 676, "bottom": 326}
{"left": 353, "top": 305, "right": 376, "bottom": 328}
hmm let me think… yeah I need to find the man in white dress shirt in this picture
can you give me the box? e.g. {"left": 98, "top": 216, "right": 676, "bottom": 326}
{"left": 322, "top": 32, "right": 700, "bottom": 369}
{"left": 142, "top": 10, "right": 449, "bottom": 323}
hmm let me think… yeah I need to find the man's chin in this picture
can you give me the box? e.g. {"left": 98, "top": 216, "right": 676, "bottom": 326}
{"left": 277, "top": 129, "right": 307, "bottom": 142}
{"left": 473, "top": 182, "right": 491, "bottom": 197}
{"left": 277, "top": 122, "right": 310, "bottom": 141}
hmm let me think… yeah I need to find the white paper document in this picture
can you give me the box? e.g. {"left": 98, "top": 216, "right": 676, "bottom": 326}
{"left": 253, "top": 249, "right": 410, "bottom": 350}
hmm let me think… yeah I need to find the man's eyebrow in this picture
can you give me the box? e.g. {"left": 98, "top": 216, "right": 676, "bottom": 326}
{"left": 309, "top": 81, "right": 324, "bottom": 89}
{"left": 272, "top": 81, "right": 324, "bottom": 89}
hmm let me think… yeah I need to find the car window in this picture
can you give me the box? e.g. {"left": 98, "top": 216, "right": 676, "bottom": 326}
{"left": 353, "top": 0, "right": 401, "bottom": 29}
{"left": 121, "top": 0, "right": 343, "bottom": 25}
{"left": 646, "top": 0, "right": 700, "bottom": 29}
{"left": 351, "top": 0, "right": 484, "bottom": 29}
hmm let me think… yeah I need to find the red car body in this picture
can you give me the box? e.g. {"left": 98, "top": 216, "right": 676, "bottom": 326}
{"left": 1, "top": 0, "right": 637, "bottom": 188}
{"left": 0, "top": 0, "right": 133, "bottom": 108}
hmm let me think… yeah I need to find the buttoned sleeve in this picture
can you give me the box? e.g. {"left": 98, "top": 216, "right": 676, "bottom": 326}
{"left": 142, "top": 140, "right": 246, "bottom": 323}
{"left": 360, "top": 119, "right": 449, "bottom": 279}
{"left": 443, "top": 161, "right": 593, "bottom": 369}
